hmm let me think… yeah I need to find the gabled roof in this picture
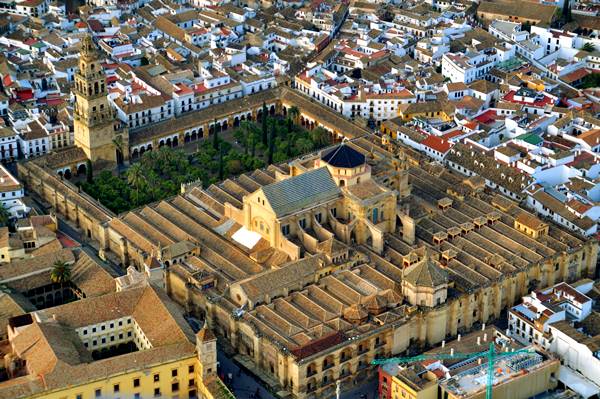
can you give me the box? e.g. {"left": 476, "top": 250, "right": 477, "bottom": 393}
{"left": 320, "top": 144, "right": 365, "bottom": 168}
{"left": 261, "top": 167, "right": 341, "bottom": 218}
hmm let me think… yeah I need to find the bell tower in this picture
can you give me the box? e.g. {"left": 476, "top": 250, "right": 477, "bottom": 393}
{"left": 73, "top": 35, "right": 128, "bottom": 166}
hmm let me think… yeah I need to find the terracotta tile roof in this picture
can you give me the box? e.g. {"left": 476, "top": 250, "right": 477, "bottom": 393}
{"left": 420, "top": 135, "right": 453, "bottom": 154}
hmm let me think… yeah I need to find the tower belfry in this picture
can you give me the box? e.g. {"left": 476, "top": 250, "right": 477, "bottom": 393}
{"left": 73, "top": 34, "right": 128, "bottom": 166}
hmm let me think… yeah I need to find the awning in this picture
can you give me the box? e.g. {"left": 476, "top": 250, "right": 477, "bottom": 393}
{"left": 231, "top": 226, "right": 262, "bottom": 250}
{"left": 558, "top": 365, "right": 600, "bottom": 398}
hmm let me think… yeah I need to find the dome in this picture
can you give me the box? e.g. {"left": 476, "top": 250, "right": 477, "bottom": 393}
{"left": 343, "top": 304, "right": 368, "bottom": 324}
{"left": 364, "top": 294, "right": 388, "bottom": 315}
{"left": 320, "top": 144, "right": 365, "bottom": 168}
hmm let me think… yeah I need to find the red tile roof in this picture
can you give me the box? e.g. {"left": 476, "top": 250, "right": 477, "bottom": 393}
{"left": 290, "top": 331, "right": 346, "bottom": 360}
{"left": 421, "top": 134, "right": 452, "bottom": 153}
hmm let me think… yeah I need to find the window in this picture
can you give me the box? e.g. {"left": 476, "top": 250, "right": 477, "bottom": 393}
{"left": 154, "top": 373, "right": 160, "bottom": 382}
{"left": 154, "top": 388, "right": 161, "bottom": 397}
{"left": 76, "top": 395, "right": 83, "bottom": 399}
{"left": 134, "top": 394, "right": 140, "bottom": 399}
{"left": 172, "top": 369, "right": 178, "bottom": 377}
{"left": 134, "top": 378, "right": 140, "bottom": 388}
{"left": 189, "top": 378, "right": 195, "bottom": 387}
{"left": 114, "top": 384, "right": 120, "bottom": 393}
{"left": 172, "top": 382, "right": 179, "bottom": 392}
{"left": 95, "top": 389, "right": 102, "bottom": 397}
{"left": 189, "top": 365, "right": 195, "bottom": 374}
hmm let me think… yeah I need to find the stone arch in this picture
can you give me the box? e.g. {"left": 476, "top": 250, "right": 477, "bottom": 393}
{"left": 172, "top": 136, "right": 178, "bottom": 147}
{"left": 222, "top": 120, "right": 228, "bottom": 131}
{"left": 306, "top": 361, "right": 317, "bottom": 377}
{"left": 166, "top": 138, "right": 172, "bottom": 147}
{"left": 322, "top": 370, "right": 334, "bottom": 386}
{"left": 185, "top": 133, "right": 191, "bottom": 143}
{"left": 234, "top": 116, "right": 240, "bottom": 127}
{"left": 132, "top": 148, "right": 139, "bottom": 159}
{"left": 159, "top": 140, "right": 165, "bottom": 148}
{"left": 139, "top": 147, "right": 145, "bottom": 157}
{"left": 191, "top": 131, "right": 198, "bottom": 141}
{"left": 63, "top": 169, "right": 72, "bottom": 179}
{"left": 322, "top": 354, "right": 334, "bottom": 370}
{"left": 269, "top": 104, "right": 275, "bottom": 115}
{"left": 306, "top": 377, "right": 317, "bottom": 392}
{"left": 77, "top": 163, "right": 86, "bottom": 175}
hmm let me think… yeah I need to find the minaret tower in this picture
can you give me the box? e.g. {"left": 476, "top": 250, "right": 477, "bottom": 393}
{"left": 73, "top": 35, "right": 128, "bottom": 166}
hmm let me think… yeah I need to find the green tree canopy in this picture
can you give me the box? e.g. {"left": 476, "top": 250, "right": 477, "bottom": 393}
{"left": 51, "top": 260, "right": 71, "bottom": 284}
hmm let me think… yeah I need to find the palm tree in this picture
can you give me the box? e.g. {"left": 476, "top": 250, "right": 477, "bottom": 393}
{"left": 582, "top": 42, "right": 596, "bottom": 52}
{"left": 296, "top": 137, "right": 314, "bottom": 154}
{"left": 50, "top": 260, "right": 71, "bottom": 285}
{"left": 127, "top": 163, "right": 146, "bottom": 204}
{"left": 310, "top": 127, "right": 331, "bottom": 149}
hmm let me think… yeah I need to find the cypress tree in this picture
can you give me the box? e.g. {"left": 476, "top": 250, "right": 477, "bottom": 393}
{"left": 268, "top": 122, "right": 276, "bottom": 165}
{"left": 261, "top": 102, "right": 268, "bottom": 145}
{"left": 218, "top": 143, "right": 224, "bottom": 180}
{"left": 212, "top": 118, "right": 219, "bottom": 150}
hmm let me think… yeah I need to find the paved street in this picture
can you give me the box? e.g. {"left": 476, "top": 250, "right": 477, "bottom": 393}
{"left": 217, "top": 347, "right": 379, "bottom": 399}
{"left": 57, "top": 217, "right": 125, "bottom": 277}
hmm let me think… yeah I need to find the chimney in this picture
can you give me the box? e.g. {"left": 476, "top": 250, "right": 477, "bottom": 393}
{"left": 484, "top": 333, "right": 488, "bottom": 342}
{"left": 450, "top": 348, "right": 454, "bottom": 356}
{"left": 477, "top": 336, "right": 481, "bottom": 346}
{"left": 457, "top": 334, "right": 461, "bottom": 342}
{"left": 482, "top": 323, "right": 486, "bottom": 331}
{"left": 442, "top": 340, "right": 446, "bottom": 348}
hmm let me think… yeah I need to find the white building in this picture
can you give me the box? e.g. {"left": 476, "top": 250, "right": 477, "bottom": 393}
{"left": 0, "top": 165, "right": 29, "bottom": 219}
{"left": 508, "top": 281, "right": 593, "bottom": 347}
{"left": 0, "top": 127, "right": 19, "bottom": 162}
{"left": 441, "top": 45, "right": 514, "bottom": 83}
{"left": 509, "top": 280, "right": 600, "bottom": 399}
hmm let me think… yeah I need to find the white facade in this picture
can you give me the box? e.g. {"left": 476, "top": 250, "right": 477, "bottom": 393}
{"left": 0, "top": 165, "right": 29, "bottom": 219}
{"left": 508, "top": 282, "right": 593, "bottom": 347}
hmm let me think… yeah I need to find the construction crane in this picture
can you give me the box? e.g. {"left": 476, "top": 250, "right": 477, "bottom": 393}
{"left": 372, "top": 342, "right": 534, "bottom": 399}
